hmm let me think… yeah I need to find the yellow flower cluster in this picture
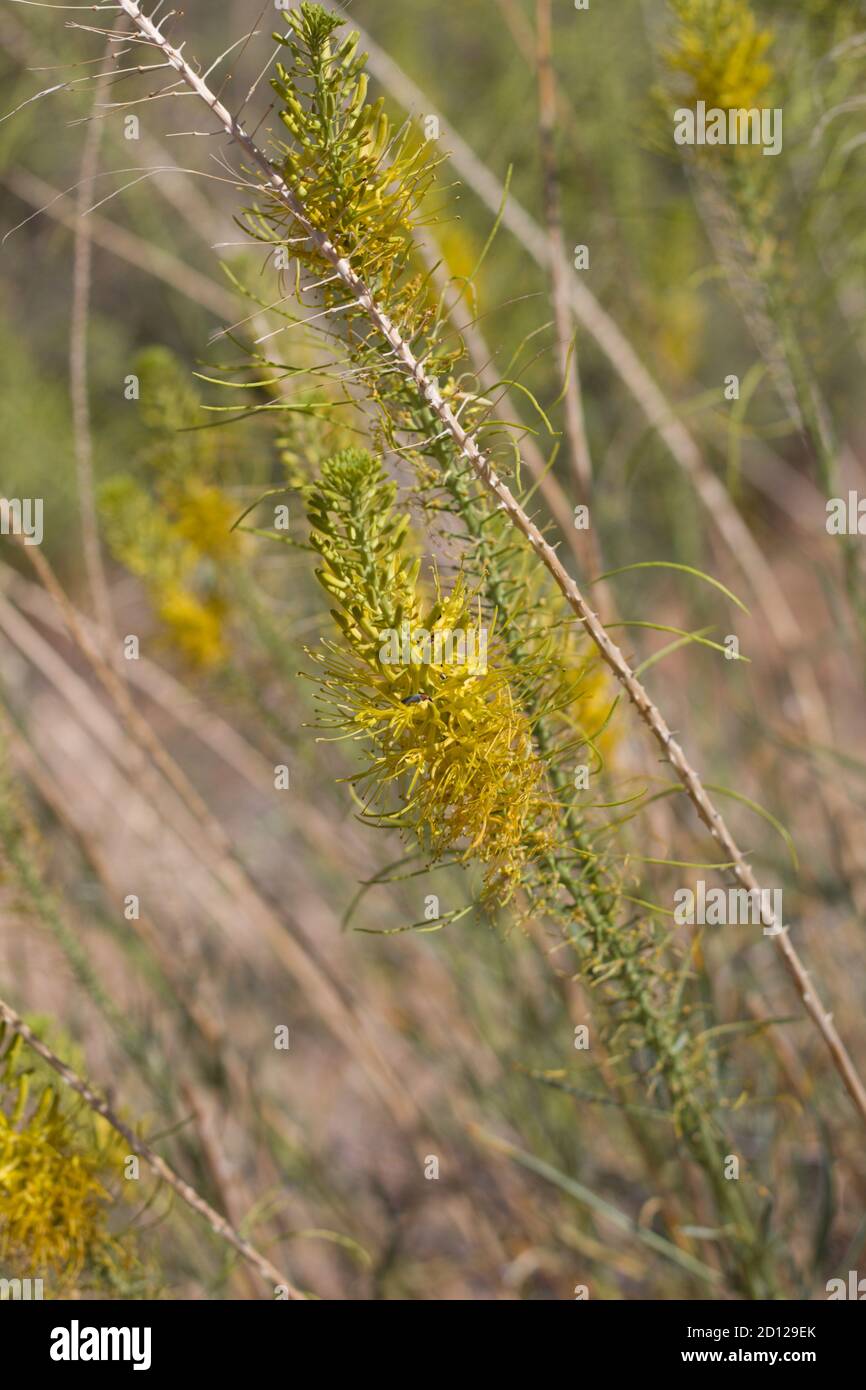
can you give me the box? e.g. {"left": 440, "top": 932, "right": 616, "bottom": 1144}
{"left": 306, "top": 449, "right": 553, "bottom": 899}
{"left": 99, "top": 350, "right": 240, "bottom": 669}
{"left": 666, "top": 0, "right": 774, "bottom": 111}
{"left": 0, "top": 1026, "right": 128, "bottom": 1288}
{"left": 100, "top": 476, "right": 234, "bottom": 668}
{"left": 256, "top": 2, "right": 441, "bottom": 346}
{"left": 155, "top": 582, "right": 228, "bottom": 670}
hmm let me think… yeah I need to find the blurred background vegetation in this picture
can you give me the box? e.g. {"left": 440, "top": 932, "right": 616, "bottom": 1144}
{"left": 1, "top": 0, "right": 865, "bottom": 1299}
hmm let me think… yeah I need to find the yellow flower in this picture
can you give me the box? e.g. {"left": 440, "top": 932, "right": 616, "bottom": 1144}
{"left": 666, "top": 0, "right": 774, "bottom": 112}
{"left": 259, "top": 3, "right": 441, "bottom": 336}
{"left": 0, "top": 1026, "right": 129, "bottom": 1289}
{"left": 305, "top": 450, "right": 553, "bottom": 899}
{"left": 98, "top": 351, "right": 242, "bottom": 670}
{"left": 156, "top": 586, "right": 229, "bottom": 668}
{"left": 171, "top": 484, "right": 238, "bottom": 562}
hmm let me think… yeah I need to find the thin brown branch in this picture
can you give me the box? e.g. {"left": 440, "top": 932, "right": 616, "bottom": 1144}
{"left": 69, "top": 17, "right": 121, "bottom": 640}
{"left": 0, "top": 996, "right": 304, "bottom": 1299}
{"left": 101, "top": 0, "right": 866, "bottom": 1128}
{"left": 324, "top": 0, "right": 866, "bottom": 917}
{"left": 4, "top": 168, "right": 239, "bottom": 319}
{"left": 535, "top": 0, "right": 593, "bottom": 499}
{"left": 14, "top": 533, "right": 424, "bottom": 1136}
{"left": 414, "top": 227, "right": 582, "bottom": 562}
{"left": 0, "top": 675, "right": 222, "bottom": 1055}
{"left": 182, "top": 1079, "right": 261, "bottom": 1299}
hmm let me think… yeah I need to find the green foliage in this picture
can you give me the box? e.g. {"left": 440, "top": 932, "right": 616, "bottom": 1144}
{"left": 252, "top": 3, "right": 442, "bottom": 340}
{"left": 303, "top": 449, "right": 553, "bottom": 898}
{"left": 8, "top": 0, "right": 864, "bottom": 1301}
{"left": 665, "top": 0, "right": 775, "bottom": 110}
{"left": 256, "top": 6, "right": 790, "bottom": 1293}
{"left": 304, "top": 447, "right": 419, "bottom": 654}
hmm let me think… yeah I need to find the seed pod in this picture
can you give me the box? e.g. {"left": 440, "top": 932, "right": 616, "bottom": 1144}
{"left": 350, "top": 73, "right": 368, "bottom": 113}
{"left": 339, "top": 31, "right": 360, "bottom": 67}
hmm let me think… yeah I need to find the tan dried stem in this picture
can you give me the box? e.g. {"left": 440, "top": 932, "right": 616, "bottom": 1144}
{"left": 535, "top": 0, "right": 594, "bottom": 502}
{"left": 0, "top": 996, "right": 304, "bottom": 1298}
{"left": 324, "top": 2, "right": 866, "bottom": 914}
{"left": 414, "top": 228, "right": 582, "bottom": 561}
{"left": 69, "top": 19, "right": 121, "bottom": 643}
{"left": 0, "top": 685, "right": 221, "bottom": 1055}
{"left": 182, "top": 1079, "right": 261, "bottom": 1298}
{"left": 1, "top": 521, "right": 423, "bottom": 1137}
{"left": 5, "top": 168, "right": 239, "bottom": 320}
{"left": 103, "top": 0, "right": 866, "bottom": 1128}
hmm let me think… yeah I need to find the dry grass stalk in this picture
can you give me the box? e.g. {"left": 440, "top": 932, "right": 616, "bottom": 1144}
{"left": 68, "top": 18, "right": 122, "bottom": 643}
{"left": 12, "top": 531, "right": 424, "bottom": 1135}
{"left": 318, "top": 1, "right": 866, "bottom": 919}
{"left": 535, "top": 0, "right": 594, "bottom": 500}
{"left": 100, "top": 0, "right": 866, "bottom": 1128}
{"left": 0, "top": 997, "right": 304, "bottom": 1299}
{"left": 4, "top": 168, "right": 239, "bottom": 320}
